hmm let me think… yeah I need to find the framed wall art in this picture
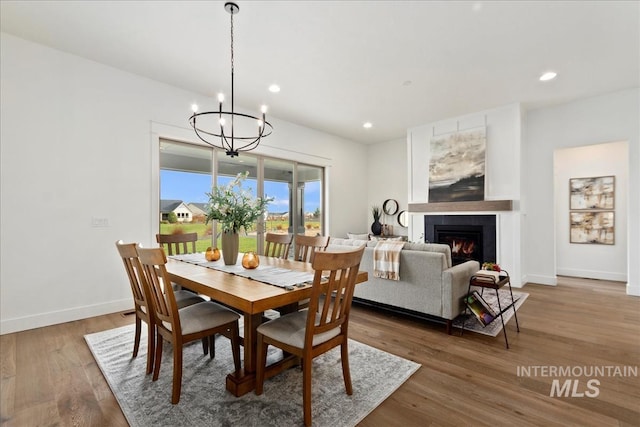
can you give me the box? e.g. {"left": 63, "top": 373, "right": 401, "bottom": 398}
{"left": 569, "top": 211, "right": 615, "bottom": 245}
{"left": 569, "top": 175, "right": 615, "bottom": 210}
{"left": 428, "top": 127, "right": 486, "bottom": 203}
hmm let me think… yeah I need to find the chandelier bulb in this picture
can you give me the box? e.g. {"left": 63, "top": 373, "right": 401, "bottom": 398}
{"left": 191, "top": 104, "right": 199, "bottom": 113}
{"left": 261, "top": 105, "right": 268, "bottom": 114}
{"left": 218, "top": 93, "right": 225, "bottom": 103}
{"left": 257, "top": 120, "right": 264, "bottom": 128}
{"left": 219, "top": 118, "right": 226, "bottom": 127}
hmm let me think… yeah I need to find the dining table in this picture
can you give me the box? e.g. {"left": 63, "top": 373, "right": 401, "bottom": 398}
{"left": 165, "top": 252, "right": 368, "bottom": 397}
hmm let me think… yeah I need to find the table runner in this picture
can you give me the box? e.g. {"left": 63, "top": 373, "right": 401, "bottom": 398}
{"left": 169, "top": 253, "right": 315, "bottom": 289}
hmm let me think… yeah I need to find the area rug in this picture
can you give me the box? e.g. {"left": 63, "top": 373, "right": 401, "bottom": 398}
{"left": 451, "top": 289, "right": 529, "bottom": 337}
{"left": 85, "top": 324, "right": 420, "bottom": 427}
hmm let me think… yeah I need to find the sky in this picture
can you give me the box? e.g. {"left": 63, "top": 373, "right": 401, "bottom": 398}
{"left": 160, "top": 170, "right": 321, "bottom": 213}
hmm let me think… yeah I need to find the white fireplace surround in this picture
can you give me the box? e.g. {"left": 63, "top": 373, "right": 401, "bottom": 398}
{"left": 407, "top": 104, "right": 523, "bottom": 286}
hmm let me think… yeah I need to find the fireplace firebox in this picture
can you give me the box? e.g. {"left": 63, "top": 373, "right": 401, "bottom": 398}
{"left": 425, "top": 215, "right": 496, "bottom": 265}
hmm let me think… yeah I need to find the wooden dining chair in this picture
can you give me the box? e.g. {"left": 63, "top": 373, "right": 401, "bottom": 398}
{"left": 255, "top": 246, "right": 365, "bottom": 427}
{"left": 264, "top": 232, "right": 293, "bottom": 259}
{"left": 293, "top": 234, "right": 330, "bottom": 263}
{"left": 138, "top": 247, "right": 241, "bottom": 404}
{"left": 115, "top": 241, "right": 209, "bottom": 374}
{"left": 156, "top": 232, "right": 198, "bottom": 255}
{"left": 115, "top": 240, "right": 157, "bottom": 374}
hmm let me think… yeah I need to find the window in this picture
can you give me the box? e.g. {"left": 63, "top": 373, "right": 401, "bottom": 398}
{"left": 159, "top": 139, "right": 325, "bottom": 255}
{"left": 159, "top": 140, "right": 213, "bottom": 252}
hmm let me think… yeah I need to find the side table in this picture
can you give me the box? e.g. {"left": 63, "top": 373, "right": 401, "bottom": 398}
{"left": 461, "top": 270, "right": 520, "bottom": 348}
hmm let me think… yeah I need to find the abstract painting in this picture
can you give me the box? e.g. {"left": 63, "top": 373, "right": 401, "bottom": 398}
{"left": 569, "top": 176, "right": 615, "bottom": 210}
{"left": 428, "top": 127, "right": 486, "bottom": 202}
{"left": 570, "top": 211, "right": 615, "bottom": 245}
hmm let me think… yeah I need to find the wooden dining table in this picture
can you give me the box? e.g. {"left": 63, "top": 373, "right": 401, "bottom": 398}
{"left": 165, "top": 253, "right": 368, "bottom": 397}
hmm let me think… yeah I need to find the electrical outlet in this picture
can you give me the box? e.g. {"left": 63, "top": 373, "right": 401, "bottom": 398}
{"left": 91, "top": 217, "right": 110, "bottom": 227}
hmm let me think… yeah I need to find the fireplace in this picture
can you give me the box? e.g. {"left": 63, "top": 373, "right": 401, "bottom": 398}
{"left": 424, "top": 215, "right": 496, "bottom": 265}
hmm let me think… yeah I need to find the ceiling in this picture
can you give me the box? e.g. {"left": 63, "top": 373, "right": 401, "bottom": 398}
{"left": 1, "top": 1, "right": 638, "bottom": 144}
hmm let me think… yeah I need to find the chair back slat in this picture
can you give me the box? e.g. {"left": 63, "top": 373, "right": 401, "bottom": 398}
{"left": 156, "top": 232, "right": 198, "bottom": 255}
{"left": 265, "top": 233, "right": 293, "bottom": 259}
{"left": 138, "top": 247, "right": 181, "bottom": 333}
{"left": 293, "top": 234, "right": 330, "bottom": 263}
{"left": 115, "top": 241, "right": 150, "bottom": 312}
{"left": 305, "top": 247, "right": 364, "bottom": 343}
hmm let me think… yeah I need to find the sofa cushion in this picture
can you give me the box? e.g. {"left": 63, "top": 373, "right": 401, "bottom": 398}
{"left": 403, "top": 242, "right": 452, "bottom": 268}
{"left": 347, "top": 232, "right": 370, "bottom": 241}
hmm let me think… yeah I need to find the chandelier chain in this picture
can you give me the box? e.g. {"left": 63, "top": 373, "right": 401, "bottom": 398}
{"left": 230, "top": 8, "right": 234, "bottom": 77}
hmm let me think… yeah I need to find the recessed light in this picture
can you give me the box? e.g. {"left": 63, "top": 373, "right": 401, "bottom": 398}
{"left": 539, "top": 71, "right": 557, "bottom": 82}
{"left": 363, "top": 122, "right": 372, "bottom": 129}
{"left": 268, "top": 84, "right": 280, "bottom": 93}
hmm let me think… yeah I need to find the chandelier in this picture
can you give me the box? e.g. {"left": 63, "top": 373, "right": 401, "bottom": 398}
{"left": 189, "top": 2, "right": 273, "bottom": 157}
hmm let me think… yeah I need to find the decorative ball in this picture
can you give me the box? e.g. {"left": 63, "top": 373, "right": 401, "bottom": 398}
{"left": 205, "top": 247, "right": 221, "bottom": 261}
{"left": 242, "top": 251, "right": 260, "bottom": 269}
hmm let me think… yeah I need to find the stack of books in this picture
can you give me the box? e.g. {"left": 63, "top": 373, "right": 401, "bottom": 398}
{"left": 464, "top": 291, "right": 497, "bottom": 326}
{"left": 472, "top": 269, "right": 504, "bottom": 284}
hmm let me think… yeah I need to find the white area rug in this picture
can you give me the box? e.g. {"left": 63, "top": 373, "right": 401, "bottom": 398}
{"left": 85, "top": 324, "right": 420, "bottom": 427}
{"left": 452, "top": 290, "right": 528, "bottom": 337}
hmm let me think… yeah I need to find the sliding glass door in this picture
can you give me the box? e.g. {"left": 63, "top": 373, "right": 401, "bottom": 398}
{"left": 159, "top": 139, "right": 325, "bottom": 256}
{"left": 159, "top": 140, "right": 213, "bottom": 252}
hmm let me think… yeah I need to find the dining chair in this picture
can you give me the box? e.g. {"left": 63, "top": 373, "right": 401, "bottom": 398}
{"left": 255, "top": 246, "right": 365, "bottom": 427}
{"left": 156, "top": 232, "right": 198, "bottom": 255}
{"left": 138, "top": 247, "right": 241, "bottom": 404}
{"left": 115, "top": 241, "right": 209, "bottom": 374}
{"left": 293, "top": 234, "right": 330, "bottom": 263}
{"left": 264, "top": 232, "right": 293, "bottom": 259}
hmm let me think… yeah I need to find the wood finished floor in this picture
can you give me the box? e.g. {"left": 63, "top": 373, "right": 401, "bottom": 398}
{"left": 1, "top": 277, "right": 639, "bottom": 426}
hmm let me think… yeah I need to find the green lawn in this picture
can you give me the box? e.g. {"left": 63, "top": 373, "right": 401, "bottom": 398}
{"left": 159, "top": 220, "right": 321, "bottom": 253}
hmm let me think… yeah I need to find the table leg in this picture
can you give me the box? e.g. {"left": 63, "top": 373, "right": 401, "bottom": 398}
{"left": 495, "top": 288, "right": 509, "bottom": 349}
{"left": 243, "top": 312, "right": 263, "bottom": 373}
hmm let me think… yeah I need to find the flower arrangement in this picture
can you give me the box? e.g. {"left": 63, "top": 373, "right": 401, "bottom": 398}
{"left": 205, "top": 172, "right": 273, "bottom": 234}
{"left": 482, "top": 262, "right": 501, "bottom": 272}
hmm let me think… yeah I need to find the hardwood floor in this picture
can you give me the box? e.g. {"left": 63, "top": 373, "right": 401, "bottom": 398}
{"left": 1, "top": 277, "right": 639, "bottom": 426}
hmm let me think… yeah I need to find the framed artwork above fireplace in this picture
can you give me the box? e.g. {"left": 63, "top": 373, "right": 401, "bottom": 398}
{"left": 428, "top": 127, "right": 486, "bottom": 203}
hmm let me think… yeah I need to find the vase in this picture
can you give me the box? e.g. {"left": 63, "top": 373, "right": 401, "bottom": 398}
{"left": 221, "top": 231, "right": 239, "bottom": 265}
{"left": 371, "top": 219, "right": 382, "bottom": 236}
{"left": 242, "top": 251, "right": 260, "bottom": 269}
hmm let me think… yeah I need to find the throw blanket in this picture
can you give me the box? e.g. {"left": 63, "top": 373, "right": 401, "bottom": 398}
{"left": 373, "top": 240, "right": 405, "bottom": 281}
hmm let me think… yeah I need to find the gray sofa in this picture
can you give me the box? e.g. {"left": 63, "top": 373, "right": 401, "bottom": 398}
{"left": 328, "top": 237, "right": 479, "bottom": 333}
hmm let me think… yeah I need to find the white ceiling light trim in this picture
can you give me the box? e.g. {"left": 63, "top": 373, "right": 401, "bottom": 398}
{"left": 539, "top": 71, "right": 558, "bottom": 82}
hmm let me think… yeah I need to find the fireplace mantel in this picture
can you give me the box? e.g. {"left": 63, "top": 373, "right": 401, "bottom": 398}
{"left": 408, "top": 200, "right": 513, "bottom": 213}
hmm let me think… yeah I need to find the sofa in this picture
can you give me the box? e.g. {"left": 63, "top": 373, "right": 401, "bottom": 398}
{"left": 327, "top": 237, "right": 480, "bottom": 333}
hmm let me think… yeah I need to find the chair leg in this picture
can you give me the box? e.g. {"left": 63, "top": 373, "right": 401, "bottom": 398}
{"left": 209, "top": 334, "right": 215, "bottom": 360}
{"left": 202, "top": 337, "right": 208, "bottom": 355}
{"left": 146, "top": 322, "right": 155, "bottom": 375}
{"left": 302, "top": 354, "right": 312, "bottom": 427}
{"left": 133, "top": 316, "right": 142, "bottom": 357}
{"left": 153, "top": 333, "right": 163, "bottom": 381}
{"left": 171, "top": 342, "right": 183, "bottom": 404}
{"left": 340, "top": 341, "right": 353, "bottom": 395}
{"left": 255, "top": 334, "right": 267, "bottom": 395}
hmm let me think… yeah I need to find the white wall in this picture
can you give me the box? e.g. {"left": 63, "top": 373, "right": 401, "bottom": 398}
{"left": 407, "top": 104, "right": 524, "bottom": 286}
{"left": 554, "top": 142, "right": 628, "bottom": 281}
{"left": 524, "top": 89, "right": 639, "bottom": 295}
{"left": 0, "top": 33, "right": 368, "bottom": 334}
{"left": 366, "top": 138, "right": 409, "bottom": 238}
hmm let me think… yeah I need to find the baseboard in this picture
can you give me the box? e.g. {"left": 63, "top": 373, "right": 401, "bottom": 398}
{"left": 626, "top": 283, "right": 640, "bottom": 296}
{"left": 556, "top": 268, "right": 627, "bottom": 282}
{"left": 522, "top": 274, "right": 557, "bottom": 286}
{"left": 0, "top": 299, "right": 133, "bottom": 335}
